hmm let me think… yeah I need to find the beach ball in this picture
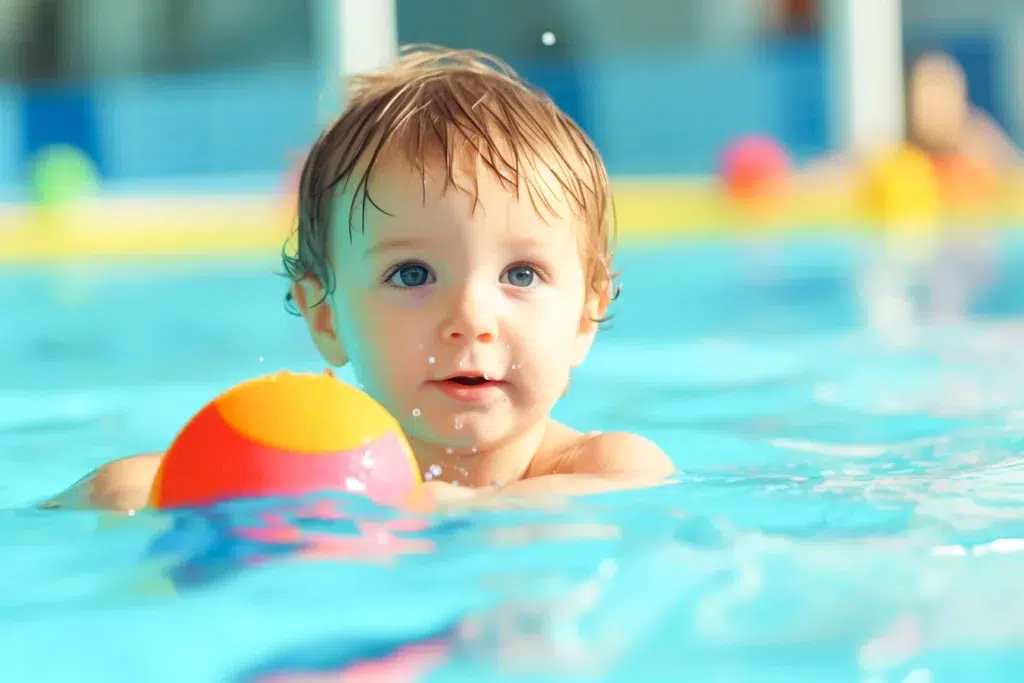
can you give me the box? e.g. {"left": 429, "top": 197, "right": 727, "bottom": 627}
{"left": 720, "top": 135, "right": 792, "bottom": 203}
{"left": 862, "top": 144, "right": 941, "bottom": 231}
{"left": 933, "top": 152, "right": 999, "bottom": 215}
{"left": 29, "top": 144, "right": 100, "bottom": 208}
{"left": 148, "top": 372, "right": 421, "bottom": 510}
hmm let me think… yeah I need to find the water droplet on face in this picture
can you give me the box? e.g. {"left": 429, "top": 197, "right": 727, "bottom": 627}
{"left": 428, "top": 356, "right": 436, "bottom": 365}
{"left": 471, "top": 446, "right": 478, "bottom": 454}
{"left": 458, "top": 359, "right": 466, "bottom": 368}
{"left": 454, "top": 417, "right": 463, "bottom": 430}
{"left": 412, "top": 408, "right": 421, "bottom": 417}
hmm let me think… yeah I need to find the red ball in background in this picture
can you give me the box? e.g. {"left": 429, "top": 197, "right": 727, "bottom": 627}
{"left": 720, "top": 135, "right": 792, "bottom": 203}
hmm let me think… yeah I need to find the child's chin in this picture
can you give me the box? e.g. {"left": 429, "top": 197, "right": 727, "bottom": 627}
{"left": 422, "top": 419, "right": 505, "bottom": 450}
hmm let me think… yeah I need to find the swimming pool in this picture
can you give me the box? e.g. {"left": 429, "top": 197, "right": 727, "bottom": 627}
{"left": 2, "top": 234, "right": 1023, "bottom": 682}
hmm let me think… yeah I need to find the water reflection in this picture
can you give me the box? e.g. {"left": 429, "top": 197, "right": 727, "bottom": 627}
{"left": 146, "top": 495, "right": 436, "bottom": 589}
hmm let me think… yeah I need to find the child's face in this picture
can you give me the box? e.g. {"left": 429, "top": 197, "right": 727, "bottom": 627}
{"left": 315, "top": 155, "right": 600, "bottom": 450}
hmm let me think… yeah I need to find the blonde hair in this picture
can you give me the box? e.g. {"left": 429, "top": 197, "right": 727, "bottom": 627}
{"left": 283, "top": 46, "right": 616, "bottom": 315}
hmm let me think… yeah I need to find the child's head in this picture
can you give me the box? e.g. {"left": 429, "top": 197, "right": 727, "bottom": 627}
{"left": 907, "top": 51, "right": 968, "bottom": 152}
{"left": 284, "top": 47, "right": 614, "bottom": 451}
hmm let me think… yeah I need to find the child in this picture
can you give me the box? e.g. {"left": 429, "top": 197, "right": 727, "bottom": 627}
{"left": 46, "top": 47, "right": 673, "bottom": 512}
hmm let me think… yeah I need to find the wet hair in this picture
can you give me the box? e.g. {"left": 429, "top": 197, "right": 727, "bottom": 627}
{"left": 282, "top": 45, "right": 617, "bottom": 318}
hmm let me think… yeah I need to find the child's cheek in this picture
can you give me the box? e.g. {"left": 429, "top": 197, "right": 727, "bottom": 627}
{"left": 366, "top": 309, "right": 427, "bottom": 374}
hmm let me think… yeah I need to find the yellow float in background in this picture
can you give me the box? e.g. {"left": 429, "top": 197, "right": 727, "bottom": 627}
{"left": 861, "top": 144, "right": 942, "bottom": 235}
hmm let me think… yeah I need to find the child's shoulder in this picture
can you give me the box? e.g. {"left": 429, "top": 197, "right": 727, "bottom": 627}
{"left": 42, "top": 452, "right": 162, "bottom": 511}
{"left": 530, "top": 421, "right": 674, "bottom": 479}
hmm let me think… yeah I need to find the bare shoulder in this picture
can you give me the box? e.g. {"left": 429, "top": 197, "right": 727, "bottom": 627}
{"left": 41, "top": 452, "right": 164, "bottom": 512}
{"left": 532, "top": 422, "right": 674, "bottom": 480}
{"left": 574, "top": 431, "right": 675, "bottom": 478}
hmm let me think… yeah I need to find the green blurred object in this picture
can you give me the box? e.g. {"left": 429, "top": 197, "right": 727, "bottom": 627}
{"left": 30, "top": 145, "right": 100, "bottom": 208}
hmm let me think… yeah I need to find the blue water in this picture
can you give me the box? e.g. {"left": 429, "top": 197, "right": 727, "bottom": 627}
{"left": 1, "top": 235, "right": 1023, "bottom": 682}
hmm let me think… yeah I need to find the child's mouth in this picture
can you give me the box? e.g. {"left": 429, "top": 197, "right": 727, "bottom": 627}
{"left": 431, "top": 375, "right": 504, "bottom": 402}
{"left": 448, "top": 376, "right": 490, "bottom": 386}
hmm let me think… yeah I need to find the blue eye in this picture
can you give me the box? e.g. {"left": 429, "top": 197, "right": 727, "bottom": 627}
{"left": 501, "top": 265, "right": 537, "bottom": 288}
{"left": 387, "top": 263, "right": 434, "bottom": 288}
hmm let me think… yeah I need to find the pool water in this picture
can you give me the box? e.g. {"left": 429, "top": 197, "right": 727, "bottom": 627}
{"left": 1, "top": 235, "right": 1023, "bottom": 682}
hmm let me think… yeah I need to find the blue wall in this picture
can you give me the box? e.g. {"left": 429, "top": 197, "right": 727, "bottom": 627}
{"left": 0, "top": 86, "right": 23, "bottom": 199}
{"left": 0, "top": 48, "right": 830, "bottom": 195}
{"left": 2, "top": 29, "right": 1015, "bottom": 198}
{"left": 560, "top": 44, "right": 827, "bottom": 175}
{"left": 92, "top": 69, "right": 320, "bottom": 183}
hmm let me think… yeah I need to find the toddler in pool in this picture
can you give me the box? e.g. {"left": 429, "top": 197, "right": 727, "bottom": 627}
{"left": 48, "top": 47, "right": 673, "bottom": 512}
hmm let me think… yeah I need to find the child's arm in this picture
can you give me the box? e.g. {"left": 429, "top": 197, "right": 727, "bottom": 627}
{"left": 40, "top": 453, "right": 163, "bottom": 511}
{"left": 43, "top": 434, "right": 672, "bottom": 510}
{"left": 427, "top": 432, "right": 674, "bottom": 504}
{"left": 510, "top": 432, "right": 673, "bottom": 495}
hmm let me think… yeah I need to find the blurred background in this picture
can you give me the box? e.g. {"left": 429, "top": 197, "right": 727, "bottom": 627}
{"left": 1, "top": 0, "right": 1022, "bottom": 256}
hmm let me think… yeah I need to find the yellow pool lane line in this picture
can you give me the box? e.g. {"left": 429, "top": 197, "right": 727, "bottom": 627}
{"left": 0, "top": 197, "right": 295, "bottom": 264}
{"left": 1, "top": 177, "right": 1022, "bottom": 263}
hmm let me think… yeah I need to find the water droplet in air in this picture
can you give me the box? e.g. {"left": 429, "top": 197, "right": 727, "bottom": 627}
{"left": 257, "top": 356, "right": 264, "bottom": 363}
{"left": 429, "top": 464, "right": 443, "bottom": 476}
{"left": 446, "top": 447, "right": 454, "bottom": 455}
{"left": 458, "top": 359, "right": 466, "bottom": 368}
{"left": 541, "top": 31, "right": 556, "bottom": 46}
{"left": 412, "top": 408, "right": 421, "bottom": 417}
{"left": 471, "top": 446, "right": 478, "bottom": 454}
{"left": 424, "top": 471, "right": 434, "bottom": 481}
{"left": 345, "top": 477, "right": 367, "bottom": 492}
{"left": 361, "top": 450, "right": 374, "bottom": 469}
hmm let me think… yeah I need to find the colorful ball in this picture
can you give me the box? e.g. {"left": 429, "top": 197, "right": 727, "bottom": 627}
{"left": 29, "top": 144, "right": 100, "bottom": 208}
{"left": 720, "top": 135, "right": 791, "bottom": 203}
{"left": 862, "top": 144, "right": 942, "bottom": 231}
{"left": 148, "top": 372, "right": 421, "bottom": 510}
{"left": 933, "top": 152, "right": 999, "bottom": 214}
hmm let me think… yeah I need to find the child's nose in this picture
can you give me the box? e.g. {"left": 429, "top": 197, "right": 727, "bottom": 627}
{"left": 440, "top": 287, "right": 496, "bottom": 343}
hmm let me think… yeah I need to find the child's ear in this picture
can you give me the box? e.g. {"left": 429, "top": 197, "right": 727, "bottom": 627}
{"left": 291, "top": 277, "right": 348, "bottom": 367}
{"left": 571, "top": 286, "right": 610, "bottom": 367}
